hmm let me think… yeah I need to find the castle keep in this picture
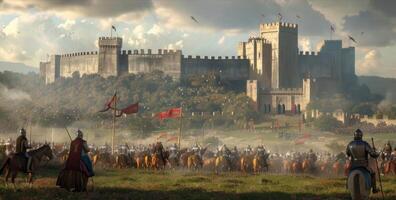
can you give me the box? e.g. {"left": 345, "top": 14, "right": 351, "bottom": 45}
{"left": 40, "top": 21, "right": 355, "bottom": 113}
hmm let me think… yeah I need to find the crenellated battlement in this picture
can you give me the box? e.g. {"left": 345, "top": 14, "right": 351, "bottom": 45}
{"left": 260, "top": 22, "right": 298, "bottom": 30}
{"left": 269, "top": 87, "right": 302, "bottom": 92}
{"left": 182, "top": 55, "right": 248, "bottom": 60}
{"left": 120, "top": 48, "right": 182, "bottom": 55}
{"left": 61, "top": 51, "right": 98, "bottom": 57}
{"left": 247, "top": 37, "right": 271, "bottom": 44}
{"left": 298, "top": 51, "right": 320, "bottom": 56}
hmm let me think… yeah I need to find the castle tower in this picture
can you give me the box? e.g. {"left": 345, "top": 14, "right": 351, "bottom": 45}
{"left": 301, "top": 77, "right": 314, "bottom": 111}
{"left": 260, "top": 22, "right": 298, "bottom": 89}
{"left": 238, "top": 38, "right": 272, "bottom": 89}
{"left": 98, "top": 37, "right": 122, "bottom": 78}
{"left": 246, "top": 80, "right": 258, "bottom": 110}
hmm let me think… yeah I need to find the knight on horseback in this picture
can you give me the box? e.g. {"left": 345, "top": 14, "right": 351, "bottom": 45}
{"left": 244, "top": 145, "right": 253, "bottom": 156}
{"left": 16, "top": 128, "right": 32, "bottom": 172}
{"left": 381, "top": 141, "right": 393, "bottom": 161}
{"left": 346, "top": 129, "right": 380, "bottom": 193}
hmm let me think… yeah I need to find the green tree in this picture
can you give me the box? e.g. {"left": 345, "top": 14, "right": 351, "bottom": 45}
{"left": 312, "top": 115, "right": 343, "bottom": 132}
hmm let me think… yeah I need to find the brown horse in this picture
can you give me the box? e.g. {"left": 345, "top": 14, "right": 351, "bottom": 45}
{"left": 179, "top": 150, "right": 193, "bottom": 168}
{"left": 215, "top": 155, "right": 230, "bottom": 173}
{"left": 0, "top": 144, "right": 53, "bottom": 187}
{"left": 383, "top": 160, "right": 396, "bottom": 175}
{"left": 291, "top": 160, "right": 303, "bottom": 174}
{"left": 134, "top": 152, "right": 147, "bottom": 169}
{"left": 282, "top": 159, "right": 291, "bottom": 173}
{"left": 332, "top": 160, "right": 346, "bottom": 176}
{"left": 240, "top": 155, "right": 254, "bottom": 173}
{"left": 253, "top": 154, "right": 269, "bottom": 174}
{"left": 144, "top": 154, "right": 152, "bottom": 169}
{"left": 187, "top": 154, "right": 202, "bottom": 170}
{"left": 93, "top": 152, "right": 113, "bottom": 168}
{"left": 203, "top": 157, "right": 216, "bottom": 171}
{"left": 114, "top": 154, "right": 132, "bottom": 168}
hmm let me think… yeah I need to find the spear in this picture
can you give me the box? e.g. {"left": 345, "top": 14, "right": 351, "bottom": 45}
{"left": 64, "top": 127, "right": 72, "bottom": 142}
{"left": 371, "top": 138, "right": 385, "bottom": 200}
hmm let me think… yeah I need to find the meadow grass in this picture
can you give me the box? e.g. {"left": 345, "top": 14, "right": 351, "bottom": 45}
{"left": 0, "top": 168, "right": 395, "bottom": 200}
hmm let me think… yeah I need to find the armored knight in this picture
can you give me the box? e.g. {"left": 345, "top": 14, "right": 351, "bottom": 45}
{"left": 346, "top": 129, "right": 379, "bottom": 193}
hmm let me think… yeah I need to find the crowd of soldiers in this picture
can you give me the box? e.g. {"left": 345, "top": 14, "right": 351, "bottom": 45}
{"left": 1, "top": 135, "right": 395, "bottom": 176}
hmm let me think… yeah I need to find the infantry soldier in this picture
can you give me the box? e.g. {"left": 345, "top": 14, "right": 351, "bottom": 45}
{"left": 346, "top": 129, "right": 379, "bottom": 193}
{"left": 16, "top": 128, "right": 32, "bottom": 172}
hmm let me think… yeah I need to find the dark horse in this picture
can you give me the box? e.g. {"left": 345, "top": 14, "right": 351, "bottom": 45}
{"left": 0, "top": 144, "right": 53, "bottom": 188}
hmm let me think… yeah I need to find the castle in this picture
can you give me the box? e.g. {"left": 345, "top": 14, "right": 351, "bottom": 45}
{"left": 40, "top": 21, "right": 355, "bottom": 113}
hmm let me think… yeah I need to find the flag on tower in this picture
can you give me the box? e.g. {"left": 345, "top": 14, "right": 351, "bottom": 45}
{"left": 330, "top": 25, "right": 335, "bottom": 32}
{"left": 112, "top": 25, "right": 117, "bottom": 32}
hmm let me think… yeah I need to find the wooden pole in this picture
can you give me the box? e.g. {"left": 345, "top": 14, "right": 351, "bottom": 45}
{"left": 178, "top": 105, "right": 183, "bottom": 148}
{"left": 112, "top": 93, "right": 117, "bottom": 155}
{"left": 371, "top": 138, "right": 385, "bottom": 200}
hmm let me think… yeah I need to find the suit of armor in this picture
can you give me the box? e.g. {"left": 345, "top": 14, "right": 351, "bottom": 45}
{"left": 346, "top": 138, "right": 379, "bottom": 193}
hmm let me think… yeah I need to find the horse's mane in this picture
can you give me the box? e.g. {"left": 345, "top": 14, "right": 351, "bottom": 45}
{"left": 29, "top": 144, "right": 50, "bottom": 156}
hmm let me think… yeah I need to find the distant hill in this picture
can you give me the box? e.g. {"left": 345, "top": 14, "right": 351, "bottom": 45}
{"left": 358, "top": 76, "right": 396, "bottom": 96}
{"left": 0, "top": 61, "right": 38, "bottom": 74}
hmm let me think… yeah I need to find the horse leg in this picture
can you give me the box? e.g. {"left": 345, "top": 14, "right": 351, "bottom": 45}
{"left": 28, "top": 173, "right": 33, "bottom": 188}
{"left": 11, "top": 170, "right": 17, "bottom": 191}
{"left": 4, "top": 167, "right": 10, "bottom": 187}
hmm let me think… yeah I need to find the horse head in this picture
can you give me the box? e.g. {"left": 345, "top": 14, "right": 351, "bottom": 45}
{"left": 42, "top": 144, "right": 54, "bottom": 160}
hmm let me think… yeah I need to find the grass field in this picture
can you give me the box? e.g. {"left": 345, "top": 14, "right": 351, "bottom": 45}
{"left": 0, "top": 168, "right": 395, "bottom": 200}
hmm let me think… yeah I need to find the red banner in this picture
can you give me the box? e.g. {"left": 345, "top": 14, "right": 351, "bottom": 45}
{"left": 99, "top": 93, "right": 117, "bottom": 112}
{"left": 116, "top": 103, "right": 139, "bottom": 117}
{"left": 155, "top": 107, "right": 182, "bottom": 120}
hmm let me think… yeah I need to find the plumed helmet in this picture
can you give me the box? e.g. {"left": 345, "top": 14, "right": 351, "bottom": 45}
{"left": 354, "top": 129, "right": 363, "bottom": 140}
{"left": 20, "top": 128, "right": 26, "bottom": 135}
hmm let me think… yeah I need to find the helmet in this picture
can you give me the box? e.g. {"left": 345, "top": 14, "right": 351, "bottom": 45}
{"left": 20, "top": 128, "right": 26, "bottom": 135}
{"left": 77, "top": 129, "right": 84, "bottom": 138}
{"left": 354, "top": 129, "right": 363, "bottom": 140}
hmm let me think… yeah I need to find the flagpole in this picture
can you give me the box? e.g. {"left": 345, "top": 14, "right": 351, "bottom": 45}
{"left": 178, "top": 104, "right": 183, "bottom": 148}
{"left": 112, "top": 93, "right": 117, "bottom": 155}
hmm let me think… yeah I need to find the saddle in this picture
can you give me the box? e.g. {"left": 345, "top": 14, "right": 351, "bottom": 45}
{"left": 14, "top": 153, "right": 29, "bottom": 172}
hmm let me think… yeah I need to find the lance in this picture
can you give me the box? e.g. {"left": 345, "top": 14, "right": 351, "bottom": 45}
{"left": 371, "top": 138, "right": 385, "bottom": 200}
{"left": 64, "top": 127, "right": 73, "bottom": 142}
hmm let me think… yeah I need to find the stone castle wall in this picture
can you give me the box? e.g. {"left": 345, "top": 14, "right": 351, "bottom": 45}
{"left": 59, "top": 52, "right": 99, "bottom": 78}
{"left": 181, "top": 55, "right": 249, "bottom": 81}
{"left": 126, "top": 49, "right": 182, "bottom": 80}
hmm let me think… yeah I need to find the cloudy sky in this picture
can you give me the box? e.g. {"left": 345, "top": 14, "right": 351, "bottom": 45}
{"left": 0, "top": 0, "right": 395, "bottom": 77}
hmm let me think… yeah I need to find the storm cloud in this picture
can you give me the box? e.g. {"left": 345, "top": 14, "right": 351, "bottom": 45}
{"left": 0, "top": 0, "right": 154, "bottom": 18}
{"left": 342, "top": 0, "right": 396, "bottom": 47}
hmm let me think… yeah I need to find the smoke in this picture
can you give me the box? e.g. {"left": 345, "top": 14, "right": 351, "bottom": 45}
{"left": 377, "top": 92, "right": 396, "bottom": 112}
{"left": 0, "top": 83, "right": 31, "bottom": 101}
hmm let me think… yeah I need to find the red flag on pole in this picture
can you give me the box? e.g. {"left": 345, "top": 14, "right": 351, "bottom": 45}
{"left": 99, "top": 93, "right": 117, "bottom": 112}
{"left": 155, "top": 107, "right": 182, "bottom": 120}
{"left": 116, "top": 103, "right": 139, "bottom": 117}
{"left": 168, "top": 108, "right": 181, "bottom": 118}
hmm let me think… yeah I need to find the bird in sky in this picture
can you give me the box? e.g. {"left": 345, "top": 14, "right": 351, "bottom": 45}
{"left": 191, "top": 16, "right": 199, "bottom": 24}
{"left": 296, "top": 15, "right": 301, "bottom": 19}
{"left": 348, "top": 35, "right": 357, "bottom": 43}
{"left": 278, "top": 13, "right": 283, "bottom": 21}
